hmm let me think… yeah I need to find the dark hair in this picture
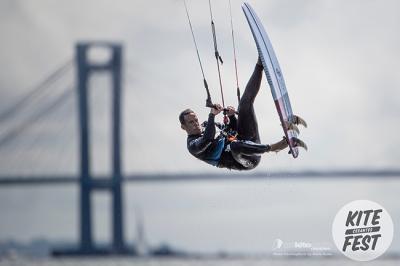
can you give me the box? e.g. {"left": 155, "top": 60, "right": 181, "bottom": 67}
{"left": 179, "top": 108, "right": 194, "bottom": 124}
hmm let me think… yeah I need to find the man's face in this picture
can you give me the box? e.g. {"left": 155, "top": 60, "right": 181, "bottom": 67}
{"left": 181, "top": 112, "right": 201, "bottom": 135}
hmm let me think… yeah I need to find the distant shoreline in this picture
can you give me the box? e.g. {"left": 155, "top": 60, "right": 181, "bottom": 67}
{"left": 1, "top": 169, "right": 400, "bottom": 186}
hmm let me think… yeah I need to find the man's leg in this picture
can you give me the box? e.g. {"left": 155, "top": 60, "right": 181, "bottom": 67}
{"left": 230, "top": 59, "right": 264, "bottom": 170}
{"left": 229, "top": 140, "right": 270, "bottom": 156}
{"left": 237, "top": 59, "right": 263, "bottom": 143}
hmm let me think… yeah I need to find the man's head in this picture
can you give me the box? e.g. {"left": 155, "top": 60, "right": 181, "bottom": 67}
{"left": 179, "top": 108, "right": 201, "bottom": 135}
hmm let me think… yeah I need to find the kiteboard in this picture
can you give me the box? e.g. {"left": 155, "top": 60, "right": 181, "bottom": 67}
{"left": 242, "top": 2, "right": 306, "bottom": 158}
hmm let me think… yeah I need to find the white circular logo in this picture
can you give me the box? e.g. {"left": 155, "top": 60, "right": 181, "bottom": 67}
{"left": 332, "top": 200, "right": 393, "bottom": 261}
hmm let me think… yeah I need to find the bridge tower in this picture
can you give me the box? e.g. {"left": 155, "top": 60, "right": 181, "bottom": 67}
{"left": 54, "top": 42, "right": 132, "bottom": 255}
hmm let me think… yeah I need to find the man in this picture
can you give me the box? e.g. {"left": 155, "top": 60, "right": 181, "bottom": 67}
{"left": 179, "top": 58, "right": 303, "bottom": 170}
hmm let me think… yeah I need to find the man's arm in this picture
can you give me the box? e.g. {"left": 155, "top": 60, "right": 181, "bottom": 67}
{"left": 188, "top": 113, "right": 216, "bottom": 155}
{"left": 225, "top": 106, "right": 237, "bottom": 131}
{"left": 188, "top": 104, "right": 223, "bottom": 155}
{"left": 228, "top": 114, "right": 237, "bottom": 131}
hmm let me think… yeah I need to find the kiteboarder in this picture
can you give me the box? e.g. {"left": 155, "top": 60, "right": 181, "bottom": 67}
{"left": 181, "top": 1, "right": 307, "bottom": 169}
{"left": 180, "top": 58, "right": 298, "bottom": 170}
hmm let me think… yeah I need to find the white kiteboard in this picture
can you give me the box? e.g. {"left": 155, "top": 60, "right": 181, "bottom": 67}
{"left": 242, "top": 2, "right": 302, "bottom": 158}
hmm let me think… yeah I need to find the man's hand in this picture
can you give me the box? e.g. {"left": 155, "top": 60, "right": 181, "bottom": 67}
{"left": 225, "top": 106, "right": 236, "bottom": 116}
{"left": 210, "top": 104, "right": 223, "bottom": 115}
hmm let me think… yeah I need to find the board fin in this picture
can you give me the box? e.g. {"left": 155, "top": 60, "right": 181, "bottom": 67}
{"left": 291, "top": 115, "right": 308, "bottom": 128}
{"left": 292, "top": 137, "right": 308, "bottom": 151}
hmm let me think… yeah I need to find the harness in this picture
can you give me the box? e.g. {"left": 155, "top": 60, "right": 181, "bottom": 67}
{"left": 201, "top": 124, "right": 237, "bottom": 166}
{"left": 202, "top": 121, "right": 238, "bottom": 144}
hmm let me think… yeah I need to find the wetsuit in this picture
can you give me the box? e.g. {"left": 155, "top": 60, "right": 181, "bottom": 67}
{"left": 187, "top": 62, "right": 269, "bottom": 170}
{"left": 187, "top": 113, "right": 237, "bottom": 168}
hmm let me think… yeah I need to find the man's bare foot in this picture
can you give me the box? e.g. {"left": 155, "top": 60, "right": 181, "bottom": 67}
{"left": 257, "top": 56, "right": 263, "bottom": 67}
{"left": 269, "top": 137, "right": 289, "bottom": 153}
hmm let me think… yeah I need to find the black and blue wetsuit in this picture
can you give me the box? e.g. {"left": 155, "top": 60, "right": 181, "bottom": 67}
{"left": 187, "top": 113, "right": 226, "bottom": 167}
{"left": 187, "top": 61, "right": 271, "bottom": 170}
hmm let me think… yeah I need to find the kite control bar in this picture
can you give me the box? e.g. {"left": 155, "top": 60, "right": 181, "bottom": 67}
{"left": 206, "top": 102, "right": 239, "bottom": 115}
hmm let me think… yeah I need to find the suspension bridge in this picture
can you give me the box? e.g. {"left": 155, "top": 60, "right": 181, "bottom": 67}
{"left": 0, "top": 42, "right": 128, "bottom": 255}
{"left": 0, "top": 41, "right": 399, "bottom": 257}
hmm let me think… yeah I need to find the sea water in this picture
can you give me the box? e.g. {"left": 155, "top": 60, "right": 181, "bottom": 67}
{"left": 0, "top": 176, "right": 399, "bottom": 264}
